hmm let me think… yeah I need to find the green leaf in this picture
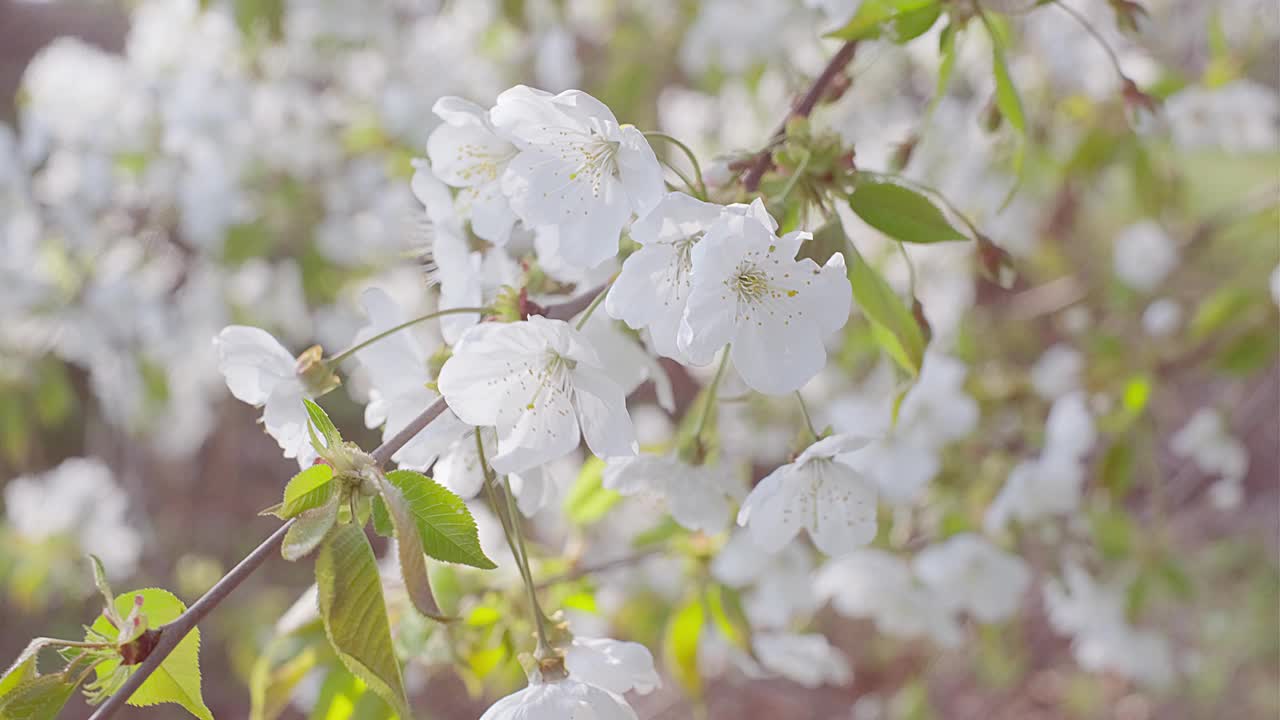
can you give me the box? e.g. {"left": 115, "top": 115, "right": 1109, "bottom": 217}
{"left": 1215, "top": 327, "right": 1279, "bottom": 376}
{"left": 88, "top": 555, "right": 116, "bottom": 618}
{"left": 663, "top": 598, "right": 704, "bottom": 698}
{"left": 988, "top": 30, "right": 1025, "bottom": 134}
{"left": 564, "top": 457, "right": 622, "bottom": 525}
{"left": 250, "top": 640, "right": 321, "bottom": 720}
{"left": 1099, "top": 442, "right": 1135, "bottom": 499}
{"left": 1190, "top": 287, "right": 1255, "bottom": 340}
{"left": 304, "top": 399, "right": 343, "bottom": 452}
{"left": 370, "top": 496, "right": 394, "bottom": 538}
{"left": 0, "top": 674, "right": 76, "bottom": 720}
{"left": 282, "top": 497, "right": 341, "bottom": 562}
{"left": 268, "top": 464, "right": 337, "bottom": 519}
{"left": 848, "top": 179, "right": 967, "bottom": 244}
{"left": 934, "top": 22, "right": 959, "bottom": 104}
{"left": 90, "top": 589, "right": 213, "bottom": 720}
{"left": 309, "top": 667, "right": 365, "bottom": 720}
{"left": 1089, "top": 509, "right": 1133, "bottom": 560}
{"left": 706, "top": 585, "right": 751, "bottom": 652}
{"left": 375, "top": 472, "right": 447, "bottom": 620}
{"left": 385, "top": 470, "right": 496, "bottom": 570}
{"left": 316, "top": 525, "right": 410, "bottom": 718}
{"left": 844, "top": 240, "right": 926, "bottom": 374}
{"left": 827, "top": 0, "right": 941, "bottom": 42}
{"left": 0, "top": 642, "right": 42, "bottom": 700}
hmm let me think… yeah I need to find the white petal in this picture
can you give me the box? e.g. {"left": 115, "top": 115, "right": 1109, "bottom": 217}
{"left": 571, "top": 365, "right": 638, "bottom": 459}
{"left": 214, "top": 325, "right": 296, "bottom": 406}
{"left": 737, "top": 466, "right": 802, "bottom": 552}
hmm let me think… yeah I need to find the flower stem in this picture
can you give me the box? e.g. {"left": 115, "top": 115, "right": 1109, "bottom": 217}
{"left": 693, "top": 348, "right": 731, "bottom": 443}
{"left": 643, "top": 131, "right": 708, "bottom": 199}
{"left": 325, "top": 306, "right": 491, "bottom": 367}
{"left": 474, "top": 431, "right": 555, "bottom": 658}
{"left": 795, "top": 392, "right": 820, "bottom": 441}
{"left": 573, "top": 277, "right": 614, "bottom": 331}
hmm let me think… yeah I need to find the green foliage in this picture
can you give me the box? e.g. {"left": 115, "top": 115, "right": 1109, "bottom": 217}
{"left": 282, "top": 496, "right": 341, "bottom": 562}
{"left": 663, "top": 597, "right": 705, "bottom": 699}
{"left": 374, "top": 472, "right": 446, "bottom": 620}
{"left": 0, "top": 673, "right": 77, "bottom": 720}
{"left": 250, "top": 640, "right": 322, "bottom": 720}
{"left": 304, "top": 399, "right": 343, "bottom": 453}
{"left": 563, "top": 457, "right": 622, "bottom": 525}
{"left": 315, "top": 524, "right": 410, "bottom": 718}
{"left": 848, "top": 179, "right": 968, "bottom": 244}
{"left": 843, "top": 233, "right": 927, "bottom": 374}
{"left": 267, "top": 464, "right": 338, "bottom": 519}
{"left": 90, "top": 589, "right": 213, "bottom": 720}
{"left": 827, "top": 0, "right": 942, "bottom": 42}
{"left": 384, "top": 469, "right": 496, "bottom": 570}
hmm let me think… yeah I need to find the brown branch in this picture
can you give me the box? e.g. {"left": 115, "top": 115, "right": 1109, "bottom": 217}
{"left": 88, "top": 284, "right": 606, "bottom": 718}
{"left": 89, "top": 397, "right": 449, "bottom": 720}
{"left": 741, "top": 40, "right": 860, "bottom": 192}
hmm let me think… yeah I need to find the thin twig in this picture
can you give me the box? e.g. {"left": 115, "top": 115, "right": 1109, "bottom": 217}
{"left": 87, "top": 520, "right": 294, "bottom": 720}
{"left": 90, "top": 286, "right": 600, "bottom": 719}
{"left": 742, "top": 40, "right": 860, "bottom": 192}
{"left": 533, "top": 548, "right": 665, "bottom": 590}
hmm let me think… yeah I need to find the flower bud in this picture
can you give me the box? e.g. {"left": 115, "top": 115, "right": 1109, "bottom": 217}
{"left": 889, "top": 135, "right": 919, "bottom": 173}
{"left": 295, "top": 345, "right": 340, "bottom": 396}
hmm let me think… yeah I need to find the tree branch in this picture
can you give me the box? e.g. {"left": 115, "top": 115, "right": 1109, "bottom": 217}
{"left": 89, "top": 286, "right": 605, "bottom": 719}
{"left": 742, "top": 40, "right": 860, "bottom": 192}
{"left": 92, "top": 401, "right": 445, "bottom": 719}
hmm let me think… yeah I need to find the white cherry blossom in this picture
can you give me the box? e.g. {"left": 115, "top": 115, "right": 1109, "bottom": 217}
{"left": 1170, "top": 408, "right": 1249, "bottom": 483}
{"left": 912, "top": 533, "right": 1031, "bottom": 623}
{"left": 4, "top": 457, "right": 142, "bottom": 577}
{"left": 737, "top": 433, "right": 876, "bottom": 555}
{"left": 213, "top": 325, "right": 316, "bottom": 462}
{"left": 479, "top": 675, "right": 637, "bottom": 720}
{"left": 752, "top": 632, "right": 852, "bottom": 688}
{"left": 711, "top": 531, "right": 818, "bottom": 629}
{"left": 425, "top": 96, "right": 519, "bottom": 245}
{"left": 1113, "top": 220, "right": 1179, "bottom": 292}
{"left": 1044, "top": 562, "right": 1175, "bottom": 688}
{"left": 490, "top": 85, "right": 663, "bottom": 268}
{"left": 432, "top": 427, "right": 551, "bottom": 516}
{"left": 437, "top": 316, "right": 637, "bottom": 474}
{"left": 564, "top": 637, "right": 661, "bottom": 696}
{"left": 604, "top": 455, "right": 741, "bottom": 534}
{"left": 680, "top": 199, "right": 852, "bottom": 394}
{"left": 349, "top": 288, "right": 468, "bottom": 470}
{"left": 605, "top": 192, "right": 726, "bottom": 362}
{"left": 815, "top": 549, "right": 962, "bottom": 648}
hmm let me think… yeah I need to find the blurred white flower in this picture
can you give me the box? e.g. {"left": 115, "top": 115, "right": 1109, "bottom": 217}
{"left": 350, "top": 288, "right": 468, "bottom": 470}
{"left": 1170, "top": 408, "right": 1249, "bottom": 484}
{"left": 1030, "top": 343, "right": 1084, "bottom": 400}
{"left": 815, "top": 549, "right": 962, "bottom": 648}
{"left": 912, "top": 533, "right": 1030, "bottom": 623}
{"left": 1165, "top": 80, "right": 1280, "bottom": 153}
{"left": 1113, "top": 221, "right": 1179, "bottom": 293}
{"left": 1044, "top": 562, "right": 1175, "bottom": 688}
{"left": 711, "top": 531, "right": 818, "bottom": 629}
{"left": 4, "top": 457, "right": 142, "bottom": 577}
{"left": 1142, "top": 298, "right": 1183, "bottom": 337}
{"left": 604, "top": 455, "right": 741, "bottom": 534}
{"left": 753, "top": 632, "right": 852, "bottom": 688}
{"left": 565, "top": 637, "right": 660, "bottom": 695}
